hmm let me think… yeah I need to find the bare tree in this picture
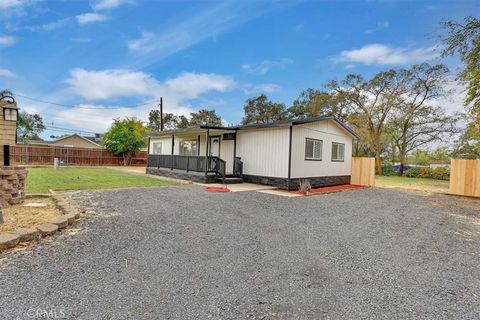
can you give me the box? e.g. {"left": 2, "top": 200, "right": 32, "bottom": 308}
{"left": 386, "top": 63, "right": 459, "bottom": 174}
{"left": 328, "top": 71, "right": 403, "bottom": 174}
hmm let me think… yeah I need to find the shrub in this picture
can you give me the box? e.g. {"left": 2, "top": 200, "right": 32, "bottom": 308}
{"left": 381, "top": 164, "right": 397, "bottom": 176}
{"left": 430, "top": 167, "right": 450, "bottom": 180}
{"left": 404, "top": 166, "right": 450, "bottom": 180}
{"left": 404, "top": 167, "right": 431, "bottom": 178}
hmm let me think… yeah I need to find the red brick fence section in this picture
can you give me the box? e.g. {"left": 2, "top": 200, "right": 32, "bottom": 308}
{"left": 0, "top": 145, "right": 147, "bottom": 166}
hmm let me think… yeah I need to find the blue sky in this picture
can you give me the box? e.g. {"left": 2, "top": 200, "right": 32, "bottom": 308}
{"left": 0, "top": 0, "right": 478, "bottom": 138}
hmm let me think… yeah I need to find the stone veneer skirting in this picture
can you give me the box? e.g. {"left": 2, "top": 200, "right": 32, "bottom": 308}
{"left": 146, "top": 167, "right": 218, "bottom": 183}
{"left": 242, "top": 174, "right": 351, "bottom": 190}
{"left": 1, "top": 166, "right": 28, "bottom": 206}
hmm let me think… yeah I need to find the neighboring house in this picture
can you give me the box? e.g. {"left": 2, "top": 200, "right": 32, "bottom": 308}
{"left": 429, "top": 160, "right": 451, "bottom": 169}
{"left": 26, "top": 134, "right": 104, "bottom": 149}
{"left": 52, "top": 134, "right": 103, "bottom": 149}
{"left": 146, "top": 115, "right": 358, "bottom": 189}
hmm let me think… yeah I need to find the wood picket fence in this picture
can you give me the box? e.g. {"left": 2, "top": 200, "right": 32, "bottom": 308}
{"left": 351, "top": 157, "right": 375, "bottom": 187}
{"left": 0, "top": 145, "right": 147, "bottom": 166}
{"left": 449, "top": 159, "right": 480, "bottom": 198}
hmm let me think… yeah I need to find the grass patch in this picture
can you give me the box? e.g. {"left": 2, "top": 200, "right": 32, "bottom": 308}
{"left": 375, "top": 175, "right": 449, "bottom": 192}
{"left": 26, "top": 167, "right": 182, "bottom": 194}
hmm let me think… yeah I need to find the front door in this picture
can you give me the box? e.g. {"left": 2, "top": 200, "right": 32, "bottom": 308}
{"left": 209, "top": 136, "right": 220, "bottom": 157}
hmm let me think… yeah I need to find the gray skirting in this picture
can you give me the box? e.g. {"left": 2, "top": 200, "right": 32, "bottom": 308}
{"left": 146, "top": 167, "right": 217, "bottom": 183}
{"left": 242, "top": 174, "right": 351, "bottom": 190}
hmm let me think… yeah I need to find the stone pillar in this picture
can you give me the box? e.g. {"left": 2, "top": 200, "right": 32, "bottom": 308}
{"left": 1, "top": 166, "right": 28, "bottom": 206}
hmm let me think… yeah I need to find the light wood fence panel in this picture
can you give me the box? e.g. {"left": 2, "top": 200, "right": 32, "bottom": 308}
{"left": 351, "top": 157, "right": 375, "bottom": 187}
{"left": 449, "top": 159, "right": 480, "bottom": 198}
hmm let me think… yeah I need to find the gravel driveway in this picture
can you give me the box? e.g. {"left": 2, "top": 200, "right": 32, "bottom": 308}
{"left": 1, "top": 186, "right": 479, "bottom": 319}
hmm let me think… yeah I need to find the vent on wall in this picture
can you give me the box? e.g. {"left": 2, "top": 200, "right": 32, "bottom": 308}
{"left": 223, "top": 133, "right": 236, "bottom": 140}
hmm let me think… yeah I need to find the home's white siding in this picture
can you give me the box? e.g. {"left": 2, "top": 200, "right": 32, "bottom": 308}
{"left": 237, "top": 127, "right": 290, "bottom": 178}
{"left": 149, "top": 137, "right": 174, "bottom": 154}
{"left": 290, "top": 120, "right": 353, "bottom": 178}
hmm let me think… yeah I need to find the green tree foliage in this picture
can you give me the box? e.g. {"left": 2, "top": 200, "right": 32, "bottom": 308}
{"left": 103, "top": 118, "right": 147, "bottom": 165}
{"left": 17, "top": 111, "right": 46, "bottom": 143}
{"left": 440, "top": 16, "right": 480, "bottom": 127}
{"left": 147, "top": 109, "right": 222, "bottom": 130}
{"left": 326, "top": 71, "right": 404, "bottom": 175}
{"left": 242, "top": 94, "right": 287, "bottom": 124}
{"left": 386, "top": 63, "right": 459, "bottom": 175}
{"left": 288, "top": 87, "right": 352, "bottom": 121}
{"left": 147, "top": 110, "right": 182, "bottom": 131}
{"left": 189, "top": 109, "right": 223, "bottom": 127}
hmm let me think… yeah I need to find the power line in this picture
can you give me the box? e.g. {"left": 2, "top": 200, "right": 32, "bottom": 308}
{"left": 13, "top": 93, "right": 158, "bottom": 110}
{"left": 44, "top": 125, "right": 96, "bottom": 135}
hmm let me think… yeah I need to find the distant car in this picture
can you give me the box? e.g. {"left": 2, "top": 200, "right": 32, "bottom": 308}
{"left": 393, "top": 165, "right": 412, "bottom": 172}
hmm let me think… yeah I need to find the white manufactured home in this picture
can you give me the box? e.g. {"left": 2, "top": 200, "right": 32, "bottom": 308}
{"left": 146, "top": 116, "right": 358, "bottom": 190}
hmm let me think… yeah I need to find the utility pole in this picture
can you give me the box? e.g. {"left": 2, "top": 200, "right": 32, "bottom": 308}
{"left": 159, "top": 97, "right": 164, "bottom": 131}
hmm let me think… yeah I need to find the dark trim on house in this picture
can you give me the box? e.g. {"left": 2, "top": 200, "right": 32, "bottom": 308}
{"left": 242, "top": 174, "right": 351, "bottom": 190}
{"left": 287, "top": 125, "right": 292, "bottom": 189}
{"left": 147, "top": 137, "right": 151, "bottom": 154}
{"left": 232, "top": 129, "right": 237, "bottom": 173}
{"left": 197, "top": 135, "right": 201, "bottom": 156}
{"left": 205, "top": 129, "right": 209, "bottom": 175}
{"left": 170, "top": 134, "right": 174, "bottom": 170}
{"left": 146, "top": 167, "right": 218, "bottom": 183}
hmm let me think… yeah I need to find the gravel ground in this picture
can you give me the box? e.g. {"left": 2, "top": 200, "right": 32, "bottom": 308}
{"left": 0, "top": 186, "right": 479, "bottom": 319}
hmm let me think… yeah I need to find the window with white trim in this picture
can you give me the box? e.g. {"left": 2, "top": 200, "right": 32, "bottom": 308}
{"left": 305, "top": 138, "right": 322, "bottom": 160}
{"left": 331, "top": 142, "right": 345, "bottom": 161}
{"left": 181, "top": 140, "right": 198, "bottom": 156}
{"left": 152, "top": 142, "right": 162, "bottom": 154}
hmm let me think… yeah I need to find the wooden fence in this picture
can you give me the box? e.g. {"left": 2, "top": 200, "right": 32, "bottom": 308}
{"left": 351, "top": 157, "right": 375, "bottom": 187}
{"left": 449, "top": 159, "right": 480, "bottom": 198}
{"left": 0, "top": 145, "right": 147, "bottom": 166}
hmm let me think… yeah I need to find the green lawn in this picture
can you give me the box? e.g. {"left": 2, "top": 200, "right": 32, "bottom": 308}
{"left": 26, "top": 167, "right": 182, "bottom": 194}
{"left": 375, "top": 175, "right": 450, "bottom": 192}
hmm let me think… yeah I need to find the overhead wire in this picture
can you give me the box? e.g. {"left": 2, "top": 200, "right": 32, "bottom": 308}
{"left": 12, "top": 92, "right": 158, "bottom": 110}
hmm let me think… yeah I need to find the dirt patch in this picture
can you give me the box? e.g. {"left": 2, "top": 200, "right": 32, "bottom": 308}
{"left": 0, "top": 197, "right": 62, "bottom": 233}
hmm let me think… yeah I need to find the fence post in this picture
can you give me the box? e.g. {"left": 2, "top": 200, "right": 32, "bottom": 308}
{"left": 3, "top": 145, "right": 10, "bottom": 166}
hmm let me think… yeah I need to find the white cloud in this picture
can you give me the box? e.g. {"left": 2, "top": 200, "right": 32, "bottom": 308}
{"left": 58, "top": 69, "right": 235, "bottom": 132}
{"left": 65, "top": 69, "right": 160, "bottom": 100}
{"left": 127, "top": 31, "right": 155, "bottom": 53}
{"left": 0, "top": 35, "right": 16, "bottom": 47}
{"left": 124, "top": 2, "right": 275, "bottom": 68}
{"left": 76, "top": 13, "right": 110, "bottom": 25}
{"left": 0, "top": 68, "right": 16, "bottom": 77}
{"left": 337, "top": 44, "right": 438, "bottom": 65}
{"left": 26, "top": 18, "right": 71, "bottom": 31}
{"left": 242, "top": 58, "right": 293, "bottom": 75}
{"left": 92, "top": 0, "right": 133, "bottom": 11}
{"left": 243, "top": 83, "right": 281, "bottom": 94}
{"left": 0, "top": 0, "right": 42, "bottom": 19}
{"left": 365, "top": 21, "right": 389, "bottom": 34}
{"left": 164, "top": 72, "right": 235, "bottom": 99}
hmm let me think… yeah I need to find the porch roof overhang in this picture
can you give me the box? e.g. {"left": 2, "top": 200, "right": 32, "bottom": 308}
{"left": 149, "top": 125, "right": 237, "bottom": 138}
